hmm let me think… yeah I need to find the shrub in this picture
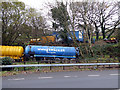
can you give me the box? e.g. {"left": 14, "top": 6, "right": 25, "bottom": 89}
{"left": 2, "top": 57, "right": 13, "bottom": 65}
{"left": 0, "top": 58, "right": 2, "bottom": 65}
{"left": 1, "top": 57, "right": 13, "bottom": 71}
{"left": 92, "top": 43, "right": 119, "bottom": 58}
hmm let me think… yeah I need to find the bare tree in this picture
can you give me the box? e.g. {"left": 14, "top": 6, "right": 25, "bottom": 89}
{"left": 69, "top": 1, "right": 95, "bottom": 57}
{"left": 94, "top": 1, "right": 119, "bottom": 39}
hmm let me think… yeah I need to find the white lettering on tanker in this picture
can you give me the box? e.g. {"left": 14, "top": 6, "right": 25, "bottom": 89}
{"left": 38, "top": 48, "right": 65, "bottom": 53}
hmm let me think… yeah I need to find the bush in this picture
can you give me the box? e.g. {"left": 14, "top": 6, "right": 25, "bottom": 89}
{"left": 2, "top": 57, "right": 13, "bottom": 65}
{"left": 1, "top": 57, "right": 13, "bottom": 71}
{"left": 92, "top": 43, "right": 119, "bottom": 58}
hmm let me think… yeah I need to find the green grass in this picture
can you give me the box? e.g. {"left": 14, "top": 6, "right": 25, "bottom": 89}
{"left": 112, "top": 43, "right": 119, "bottom": 47}
{"left": 13, "top": 61, "right": 46, "bottom": 65}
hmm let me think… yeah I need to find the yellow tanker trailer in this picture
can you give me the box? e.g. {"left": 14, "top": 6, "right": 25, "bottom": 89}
{"left": 0, "top": 46, "right": 24, "bottom": 61}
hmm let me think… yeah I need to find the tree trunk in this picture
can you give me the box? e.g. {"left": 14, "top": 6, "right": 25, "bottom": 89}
{"left": 94, "top": 22, "right": 99, "bottom": 40}
{"left": 107, "top": 24, "right": 118, "bottom": 39}
{"left": 102, "top": 30, "right": 105, "bottom": 39}
{"left": 107, "top": 30, "right": 114, "bottom": 39}
{"left": 101, "top": 17, "right": 106, "bottom": 39}
{"left": 96, "top": 31, "right": 99, "bottom": 40}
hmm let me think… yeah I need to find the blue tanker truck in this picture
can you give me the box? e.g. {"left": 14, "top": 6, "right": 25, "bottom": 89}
{"left": 24, "top": 45, "right": 79, "bottom": 60}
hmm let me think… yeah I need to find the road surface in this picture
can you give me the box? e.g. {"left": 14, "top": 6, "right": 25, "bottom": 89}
{"left": 2, "top": 69, "right": 120, "bottom": 88}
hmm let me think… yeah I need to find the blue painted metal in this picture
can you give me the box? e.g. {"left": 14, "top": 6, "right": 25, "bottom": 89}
{"left": 93, "top": 38, "right": 95, "bottom": 43}
{"left": 52, "top": 31, "right": 84, "bottom": 42}
{"left": 34, "top": 55, "right": 76, "bottom": 58}
{"left": 69, "top": 31, "right": 84, "bottom": 42}
{"left": 25, "top": 45, "right": 76, "bottom": 58}
{"left": 52, "top": 31, "right": 96, "bottom": 43}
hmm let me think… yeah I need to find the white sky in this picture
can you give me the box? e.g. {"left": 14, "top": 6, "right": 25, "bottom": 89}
{"left": 19, "top": 0, "right": 55, "bottom": 10}
{"left": 18, "top": 0, "right": 120, "bottom": 17}
{"left": 19, "top": 0, "right": 120, "bottom": 9}
{"left": 18, "top": 0, "right": 119, "bottom": 29}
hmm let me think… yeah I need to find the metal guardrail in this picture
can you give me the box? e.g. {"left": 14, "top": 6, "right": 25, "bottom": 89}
{"left": 1, "top": 63, "right": 120, "bottom": 68}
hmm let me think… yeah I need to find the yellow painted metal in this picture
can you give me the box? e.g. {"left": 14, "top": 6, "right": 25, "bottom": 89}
{"left": 30, "top": 36, "right": 56, "bottom": 44}
{"left": 0, "top": 46, "right": 24, "bottom": 59}
{"left": 110, "top": 37, "right": 116, "bottom": 40}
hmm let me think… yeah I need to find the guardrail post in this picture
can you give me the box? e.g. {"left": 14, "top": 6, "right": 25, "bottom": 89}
{"left": 78, "top": 65, "right": 80, "bottom": 69}
{"left": 38, "top": 61, "right": 40, "bottom": 69}
{"left": 50, "top": 60, "right": 52, "bottom": 70}
{"left": 12, "top": 67, "right": 14, "bottom": 71}
{"left": 118, "top": 57, "right": 120, "bottom": 68}
{"left": 62, "top": 60, "right": 65, "bottom": 70}
{"left": 97, "top": 65, "right": 99, "bottom": 69}
{"left": 97, "top": 60, "right": 99, "bottom": 69}
{"left": 17, "top": 67, "right": 19, "bottom": 71}
{"left": 103, "top": 65, "right": 105, "bottom": 69}
{"left": 109, "top": 59, "right": 111, "bottom": 68}
{"left": 24, "top": 61, "right": 26, "bottom": 71}
{"left": 84, "top": 60, "right": 86, "bottom": 69}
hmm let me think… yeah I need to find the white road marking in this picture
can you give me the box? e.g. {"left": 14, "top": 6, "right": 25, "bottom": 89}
{"left": 64, "top": 76, "right": 71, "bottom": 78}
{"left": 38, "top": 77, "right": 53, "bottom": 79}
{"left": 110, "top": 74, "right": 120, "bottom": 76}
{"left": 73, "top": 76, "right": 78, "bottom": 77}
{"left": 8, "top": 78, "right": 24, "bottom": 80}
{"left": 88, "top": 75, "right": 100, "bottom": 77}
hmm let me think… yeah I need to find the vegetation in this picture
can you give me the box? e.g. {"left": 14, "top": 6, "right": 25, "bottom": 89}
{"left": 1, "top": 2, "right": 49, "bottom": 46}
{"left": 51, "top": 2, "right": 71, "bottom": 45}
{"left": 1, "top": 57, "right": 13, "bottom": 71}
{"left": 1, "top": 57, "right": 13, "bottom": 65}
{"left": 1, "top": 1, "right": 120, "bottom": 59}
{"left": 92, "top": 44, "right": 119, "bottom": 58}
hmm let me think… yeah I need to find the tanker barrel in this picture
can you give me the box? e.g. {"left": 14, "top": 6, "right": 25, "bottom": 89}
{"left": 0, "top": 46, "right": 24, "bottom": 59}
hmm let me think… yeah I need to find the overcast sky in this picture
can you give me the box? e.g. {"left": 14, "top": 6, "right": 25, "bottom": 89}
{"left": 18, "top": 0, "right": 119, "bottom": 29}
{"left": 18, "top": 0, "right": 119, "bottom": 18}
{"left": 19, "top": 0, "right": 119, "bottom": 10}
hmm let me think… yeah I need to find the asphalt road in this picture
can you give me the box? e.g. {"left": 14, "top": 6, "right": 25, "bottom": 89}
{"left": 2, "top": 69, "right": 120, "bottom": 88}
